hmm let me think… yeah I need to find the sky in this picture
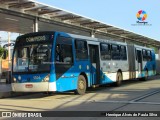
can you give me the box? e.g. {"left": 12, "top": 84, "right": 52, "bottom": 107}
{"left": 36, "top": 0, "right": 159, "bottom": 40}
{"left": 0, "top": 0, "right": 159, "bottom": 41}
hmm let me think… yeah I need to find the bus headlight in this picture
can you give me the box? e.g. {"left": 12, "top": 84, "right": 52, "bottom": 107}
{"left": 13, "top": 77, "right": 17, "bottom": 83}
{"left": 42, "top": 74, "right": 50, "bottom": 82}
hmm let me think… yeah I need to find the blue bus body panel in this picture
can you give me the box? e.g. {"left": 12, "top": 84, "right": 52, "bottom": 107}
{"left": 13, "top": 73, "right": 48, "bottom": 83}
{"left": 55, "top": 61, "right": 90, "bottom": 92}
{"left": 55, "top": 63, "right": 114, "bottom": 92}
{"left": 90, "top": 65, "right": 113, "bottom": 85}
{"left": 100, "top": 71, "right": 114, "bottom": 84}
{"left": 138, "top": 51, "right": 156, "bottom": 77}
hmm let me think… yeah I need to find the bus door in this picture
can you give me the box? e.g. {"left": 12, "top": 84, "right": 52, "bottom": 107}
{"left": 136, "top": 50, "right": 143, "bottom": 76}
{"left": 89, "top": 45, "right": 100, "bottom": 85}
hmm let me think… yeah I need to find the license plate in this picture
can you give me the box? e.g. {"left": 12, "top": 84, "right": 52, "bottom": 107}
{"left": 25, "top": 84, "right": 33, "bottom": 88}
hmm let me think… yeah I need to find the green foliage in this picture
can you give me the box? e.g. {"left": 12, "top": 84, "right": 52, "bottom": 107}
{"left": 0, "top": 46, "right": 8, "bottom": 58}
{"left": 147, "top": 45, "right": 158, "bottom": 53}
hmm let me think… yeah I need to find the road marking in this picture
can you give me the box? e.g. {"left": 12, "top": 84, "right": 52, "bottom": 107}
{"left": 61, "top": 99, "right": 160, "bottom": 105}
{"left": 95, "top": 100, "right": 160, "bottom": 105}
{"left": 61, "top": 99, "right": 94, "bottom": 102}
{"left": 29, "top": 98, "right": 51, "bottom": 101}
{"left": 61, "top": 89, "right": 160, "bottom": 105}
{"left": 130, "top": 89, "right": 160, "bottom": 102}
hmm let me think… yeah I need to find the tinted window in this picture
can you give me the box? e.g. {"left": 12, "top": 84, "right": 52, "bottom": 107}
{"left": 142, "top": 50, "right": 148, "bottom": 61}
{"left": 75, "top": 40, "right": 88, "bottom": 60}
{"left": 142, "top": 50, "right": 147, "bottom": 61}
{"left": 100, "top": 43, "right": 111, "bottom": 60}
{"left": 13, "top": 43, "right": 52, "bottom": 72}
{"left": 111, "top": 45, "right": 120, "bottom": 60}
{"left": 120, "top": 46, "right": 127, "bottom": 60}
{"left": 147, "top": 50, "right": 152, "bottom": 61}
{"left": 55, "top": 36, "right": 73, "bottom": 64}
{"left": 142, "top": 49, "right": 152, "bottom": 61}
{"left": 135, "top": 49, "right": 138, "bottom": 60}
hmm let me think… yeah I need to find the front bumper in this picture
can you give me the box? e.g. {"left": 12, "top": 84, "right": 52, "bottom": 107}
{"left": 12, "top": 82, "right": 56, "bottom": 92}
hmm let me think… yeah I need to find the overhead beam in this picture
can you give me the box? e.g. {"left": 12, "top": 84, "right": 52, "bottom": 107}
{"left": 80, "top": 21, "right": 98, "bottom": 26}
{"left": 0, "top": 0, "right": 18, "bottom": 4}
{"left": 94, "top": 26, "right": 112, "bottom": 30}
{"left": 24, "top": 6, "right": 47, "bottom": 12}
{"left": 107, "top": 30, "right": 123, "bottom": 33}
{"left": 8, "top": 2, "right": 35, "bottom": 9}
{"left": 38, "top": 9, "right": 61, "bottom": 15}
{"left": 50, "top": 13, "right": 71, "bottom": 18}
{"left": 62, "top": 16, "right": 81, "bottom": 21}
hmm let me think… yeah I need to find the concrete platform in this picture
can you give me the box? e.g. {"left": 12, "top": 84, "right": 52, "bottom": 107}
{"left": 0, "top": 84, "right": 12, "bottom": 98}
{"left": 0, "top": 83, "right": 30, "bottom": 98}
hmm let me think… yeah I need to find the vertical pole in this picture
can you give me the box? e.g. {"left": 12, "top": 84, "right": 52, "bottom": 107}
{"left": 158, "top": 47, "right": 160, "bottom": 60}
{"left": 0, "top": 58, "right": 2, "bottom": 77}
{"left": 91, "top": 30, "right": 95, "bottom": 38}
{"left": 8, "top": 32, "right": 10, "bottom": 63}
{"left": 33, "top": 17, "right": 38, "bottom": 32}
{"left": 8, "top": 32, "right": 11, "bottom": 83}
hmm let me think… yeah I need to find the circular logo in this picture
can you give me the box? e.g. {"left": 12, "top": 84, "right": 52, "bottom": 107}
{"left": 136, "top": 10, "right": 147, "bottom": 21}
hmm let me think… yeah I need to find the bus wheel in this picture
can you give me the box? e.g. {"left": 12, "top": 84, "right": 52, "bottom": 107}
{"left": 75, "top": 75, "right": 87, "bottom": 95}
{"left": 114, "top": 72, "right": 122, "bottom": 86}
{"left": 140, "top": 70, "right": 148, "bottom": 81}
{"left": 145, "top": 70, "right": 148, "bottom": 80}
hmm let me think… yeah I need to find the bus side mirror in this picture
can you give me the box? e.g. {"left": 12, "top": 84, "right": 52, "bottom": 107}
{"left": 3, "top": 50, "right": 7, "bottom": 59}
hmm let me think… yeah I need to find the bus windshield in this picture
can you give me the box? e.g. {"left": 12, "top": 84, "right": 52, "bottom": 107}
{"left": 13, "top": 34, "right": 53, "bottom": 73}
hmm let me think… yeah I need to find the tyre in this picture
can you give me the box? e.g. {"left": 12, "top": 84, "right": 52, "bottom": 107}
{"left": 145, "top": 70, "right": 148, "bottom": 79}
{"left": 140, "top": 70, "right": 148, "bottom": 81}
{"left": 75, "top": 75, "right": 87, "bottom": 95}
{"left": 112, "top": 72, "right": 122, "bottom": 87}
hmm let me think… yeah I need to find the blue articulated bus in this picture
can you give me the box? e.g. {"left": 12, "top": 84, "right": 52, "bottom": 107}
{"left": 11, "top": 31, "right": 156, "bottom": 95}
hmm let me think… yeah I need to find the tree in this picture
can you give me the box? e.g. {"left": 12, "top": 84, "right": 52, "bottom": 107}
{"left": 0, "top": 46, "right": 8, "bottom": 58}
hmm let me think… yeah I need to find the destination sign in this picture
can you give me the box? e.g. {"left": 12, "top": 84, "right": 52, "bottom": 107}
{"left": 26, "top": 36, "right": 46, "bottom": 42}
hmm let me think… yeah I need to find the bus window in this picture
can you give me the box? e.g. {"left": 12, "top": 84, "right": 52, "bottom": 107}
{"left": 135, "top": 49, "right": 137, "bottom": 60}
{"left": 120, "top": 46, "right": 127, "bottom": 60}
{"left": 75, "top": 40, "right": 88, "bottom": 60}
{"left": 147, "top": 50, "right": 152, "bottom": 61}
{"left": 14, "top": 47, "right": 29, "bottom": 72}
{"left": 142, "top": 49, "right": 148, "bottom": 61}
{"left": 62, "top": 44, "right": 73, "bottom": 63}
{"left": 55, "top": 44, "right": 62, "bottom": 62}
{"left": 100, "top": 43, "right": 111, "bottom": 60}
{"left": 111, "top": 44, "right": 120, "bottom": 60}
{"left": 56, "top": 36, "right": 73, "bottom": 64}
{"left": 13, "top": 44, "right": 52, "bottom": 72}
{"left": 18, "top": 48, "right": 28, "bottom": 58}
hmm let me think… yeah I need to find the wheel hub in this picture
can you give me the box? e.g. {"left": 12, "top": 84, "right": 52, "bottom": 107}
{"left": 79, "top": 80, "right": 85, "bottom": 90}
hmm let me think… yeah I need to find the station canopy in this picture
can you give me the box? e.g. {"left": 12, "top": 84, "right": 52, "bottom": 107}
{"left": 0, "top": 0, "right": 160, "bottom": 47}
